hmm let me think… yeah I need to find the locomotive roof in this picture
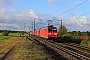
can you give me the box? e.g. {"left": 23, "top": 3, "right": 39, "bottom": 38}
{"left": 47, "top": 25, "right": 53, "bottom": 27}
{"left": 47, "top": 25, "right": 57, "bottom": 28}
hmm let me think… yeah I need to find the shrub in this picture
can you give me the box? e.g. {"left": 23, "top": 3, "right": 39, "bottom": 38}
{"left": 63, "top": 33, "right": 72, "bottom": 38}
{"left": 2, "top": 31, "right": 9, "bottom": 36}
{"left": 58, "top": 36, "right": 81, "bottom": 44}
{"left": 81, "top": 38, "right": 90, "bottom": 47}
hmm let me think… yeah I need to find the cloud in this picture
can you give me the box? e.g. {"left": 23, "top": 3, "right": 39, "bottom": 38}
{"left": 28, "top": 10, "right": 39, "bottom": 18}
{"left": 61, "top": 13, "right": 90, "bottom": 31}
{"left": 0, "top": 23, "right": 20, "bottom": 30}
{"left": 0, "top": 0, "right": 16, "bottom": 8}
{"left": 0, "top": 7, "right": 40, "bottom": 31}
{"left": 48, "top": 0, "right": 58, "bottom": 2}
{"left": 70, "top": 14, "right": 90, "bottom": 27}
{"left": 0, "top": 7, "right": 90, "bottom": 31}
{"left": 74, "top": 1, "right": 84, "bottom": 4}
{"left": 0, "top": 7, "right": 54, "bottom": 31}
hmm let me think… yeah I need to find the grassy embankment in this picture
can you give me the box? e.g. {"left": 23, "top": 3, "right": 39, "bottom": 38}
{"left": 4, "top": 36, "right": 55, "bottom": 60}
{"left": 0, "top": 33, "right": 54, "bottom": 60}
{"left": 81, "top": 38, "right": 90, "bottom": 47}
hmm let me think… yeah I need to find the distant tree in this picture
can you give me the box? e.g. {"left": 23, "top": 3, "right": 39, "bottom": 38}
{"left": 77, "top": 31, "right": 81, "bottom": 36}
{"left": 88, "top": 32, "right": 90, "bottom": 36}
{"left": 58, "top": 25, "right": 67, "bottom": 37}
{"left": 72, "top": 31, "right": 77, "bottom": 36}
{"left": 63, "top": 33, "right": 72, "bottom": 38}
{"left": 86, "top": 31, "right": 90, "bottom": 36}
{"left": 2, "top": 31, "right": 9, "bottom": 36}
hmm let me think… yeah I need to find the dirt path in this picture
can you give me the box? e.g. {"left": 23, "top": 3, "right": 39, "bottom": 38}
{"left": 0, "top": 37, "right": 24, "bottom": 60}
{"left": 8, "top": 38, "right": 51, "bottom": 60}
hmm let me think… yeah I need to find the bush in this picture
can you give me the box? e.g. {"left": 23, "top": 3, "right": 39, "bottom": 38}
{"left": 63, "top": 33, "right": 72, "bottom": 38}
{"left": 2, "top": 31, "right": 9, "bottom": 36}
{"left": 57, "top": 36, "right": 81, "bottom": 44}
{"left": 81, "top": 38, "right": 90, "bottom": 47}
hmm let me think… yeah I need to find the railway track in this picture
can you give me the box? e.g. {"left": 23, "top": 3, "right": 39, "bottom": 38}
{"left": 30, "top": 36, "right": 90, "bottom": 60}
{"left": 64, "top": 43, "right": 90, "bottom": 53}
{"left": 0, "top": 37, "right": 23, "bottom": 60}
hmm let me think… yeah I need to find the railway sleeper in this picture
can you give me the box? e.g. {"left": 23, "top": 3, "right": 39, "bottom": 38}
{"left": 43, "top": 41, "right": 78, "bottom": 60}
{"left": 59, "top": 43, "right": 90, "bottom": 58}
{"left": 34, "top": 38, "right": 78, "bottom": 60}
{"left": 65, "top": 43, "right": 90, "bottom": 53}
{"left": 59, "top": 47, "right": 90, "bottom": 60}
{"left": 31, "top": 36, "right": 90, "bottom": 60}
{"left": 39, "top": 41, "right": 79, "bottom": 59}
{"left": 51, "top": 43, "right": 90, "bottom": 60}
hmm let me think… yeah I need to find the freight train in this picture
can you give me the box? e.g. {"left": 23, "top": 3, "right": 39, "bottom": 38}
{"left": 30, "top": 25, "right": 58, "bottom": 40}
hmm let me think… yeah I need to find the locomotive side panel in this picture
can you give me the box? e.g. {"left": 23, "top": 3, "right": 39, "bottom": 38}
{"left": 35, "top": 29, "right": 40, "bottom": 36}
{"left": 39, "top": 28, "right": 48, "bottom": 38}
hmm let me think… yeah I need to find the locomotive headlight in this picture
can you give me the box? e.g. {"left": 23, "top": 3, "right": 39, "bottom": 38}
{"left": 54, "top": 33, "right": 57, "bottom": 35}
{"left": 48, "top": 33, "right": 51, "bottom": 35}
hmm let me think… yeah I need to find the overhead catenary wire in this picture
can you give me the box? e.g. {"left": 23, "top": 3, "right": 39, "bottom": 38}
{"left": 35, "top": 19, "right": 44, "bottom": 25}
{"left": 80, "top": 12, "right": 90, "bottom": 16}
{"left": 53, "top": 19, "right": 60, "bottom": 25}
{"left": 33, "top": 0, "right": 89, "bottom": 28}
{"left": 57, "top": 0, "right": 88, "bottom": 17}
{"left": 52, "top": 0, "right": 89, "bottom": 25}
{"left": 57, "top": 0, "right": 69, "bottom": 10}
{"left": 33, "top": 0, "right": 69, "bottom": 26}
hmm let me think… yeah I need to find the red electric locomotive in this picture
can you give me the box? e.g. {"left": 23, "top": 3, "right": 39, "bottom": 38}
{"left": 30, "top": 25, "right": 58, "bottom": 39}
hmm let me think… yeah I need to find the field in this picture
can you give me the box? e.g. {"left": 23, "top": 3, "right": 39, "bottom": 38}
{"left": 72, "top": 36, "right": 90, "bottom": 47}
{"left": 0, "top": 36, "right": 12, "bottom": 40}
{"left": 73, "top": 36, "right": 89, "bottom": 40}
{"left": 0, "top": 32, "right": 90, "bottom": 59}
{"left": 0, "top": 33, "right": 55, "bottom": 60}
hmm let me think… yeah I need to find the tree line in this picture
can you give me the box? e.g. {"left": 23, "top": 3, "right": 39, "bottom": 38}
{"left": 58, "top": 25, "right": 90, "bottom": 37}
{"left": 58, "top": 25, "right": 90, "bottom": 44}
{"left": 0, "top": 30, "right": 26, "bottom": 36}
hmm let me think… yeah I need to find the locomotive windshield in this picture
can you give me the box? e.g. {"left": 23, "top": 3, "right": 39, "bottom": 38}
{"left": 48, "top": 29, "right": 52, "bottom": 32}
{"left": 48, "top": 26, "right": 52, "bottom": 32}
{"left": 53, "top": 29, "right": 57, "bottom": 32}
{"left": 48, "top": 27, "right": 57, "bottom": 32}
{"left": 48, "top": 25, "right": 57, "bottom": 32}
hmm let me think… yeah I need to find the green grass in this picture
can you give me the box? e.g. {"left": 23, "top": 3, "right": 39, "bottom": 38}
{"left": 0, "top": 33, "right": 22, "bottom": 40}
{"left": 81, "top": 40, "right": 88, "bottom": 46}
{"left": 81, "top": 38, "right": 90, "bottom": 47}
{"left": 9, "top": 33, "right": 20, "bottom": 37}
{"left": 0, "top": 36, "right": 12, "bottom": 40}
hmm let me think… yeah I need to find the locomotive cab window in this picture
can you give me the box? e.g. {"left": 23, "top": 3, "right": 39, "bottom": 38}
{"left": 48, "top": 29, "right": 52, "bottom": 32}
{"left": 53, "top": 29, "right": 57, "bottom": 32}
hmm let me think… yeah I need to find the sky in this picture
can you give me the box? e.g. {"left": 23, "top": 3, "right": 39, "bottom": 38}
{"left": 0, "top": 0, "right": 90, "bottom": 32}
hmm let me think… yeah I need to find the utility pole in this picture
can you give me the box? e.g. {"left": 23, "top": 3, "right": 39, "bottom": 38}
{"left": 31, "top": 22, "right": 33, "bottom": 31}
{"left": 34, "top": 18, "right": 37, "bottom": 31}
{"left": 60, "top": 20, "right": 62, "bottom": 37}
{"left": 24, "top": 23, "right": 25, "bottom": 32}
{"left": 34, "top": 18, "right": 37, "bottom": 35}
{"left": 29, "top": 27, "right": 30, "bottom": 37}
{"left": 60, "top": 20, "right": 62, "bottom": 30}
{"left": 34, "top": 18, "right": 35, "bottom": 31}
